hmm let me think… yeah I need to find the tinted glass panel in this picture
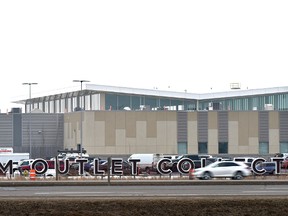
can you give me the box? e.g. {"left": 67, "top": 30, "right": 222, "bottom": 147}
{"left": 219, "top": 142, "right": 228, "bottom": 154}
{"left": 198, "top": 142, "right": 207, "bottom": 154}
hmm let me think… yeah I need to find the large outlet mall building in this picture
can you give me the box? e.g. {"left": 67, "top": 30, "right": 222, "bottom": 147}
{"left": 1, "top": 84, "right": 288, "bottom": 158}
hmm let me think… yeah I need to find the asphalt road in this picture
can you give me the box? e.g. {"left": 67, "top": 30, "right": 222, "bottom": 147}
{"left": 1, "top": 184, "right": 288, "bottom": 198}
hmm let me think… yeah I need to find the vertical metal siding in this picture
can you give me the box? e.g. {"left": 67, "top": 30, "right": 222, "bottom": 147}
{"left": 279, "top": 111, "right": 288, "bottom": 141}
{"left": 32, "top": 114, "right": 64, "bottom": 158}
{"left": 1, "top": 112, "right": 63, "bottom": 158}
{"left": 20, "top": 113, "right": 64, "bottom": 158}
{"left": 218, "top": 111, "right": 228, "bottom": 142}
{"left": 259, "top": 111, "right": 269, "bottom": 142}
{"left": 13, "top": 113, "right": 22, "bottom": 147}
{"left": 0, "top": 114, "right": 13, "bottom": 147}
{"left": 198, "top": 112, "right": 208, "bottom": 142}
{"left": 177, "top": 112, "right": 187, "bottom": 142}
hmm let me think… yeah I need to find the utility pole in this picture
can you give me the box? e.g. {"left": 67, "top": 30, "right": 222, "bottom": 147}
{"left": 22, "top": 82, "right": 38, "bottom": 158}
{"left": 73, "top": 80, "right": 90, "bottom": 158}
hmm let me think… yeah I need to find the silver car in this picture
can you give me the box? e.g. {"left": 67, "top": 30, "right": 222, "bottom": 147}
{"left": 194, "top": 161, "right": 251, "bottom": 180}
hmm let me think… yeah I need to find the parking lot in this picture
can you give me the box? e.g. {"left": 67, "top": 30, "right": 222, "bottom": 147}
{"left": 2, "top": 153, "right": 288, "bottom": 182}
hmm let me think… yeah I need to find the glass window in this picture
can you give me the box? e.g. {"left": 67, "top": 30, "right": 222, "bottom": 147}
{"left": 131, "top": 96, "right": 140, "bottom": 110}
{"left": 228, "top": 162, "right": 240, "bottom": 167}
{"left": 159, "top": 98, "right": 170, "bottom": 110}
{"left": 145, "top": 97, "right": 157, "bottom": 110}
{"left": 280, "top": 142, "right": 288, "bottom": 153}
{"left": 118, "top": 95, "right": 131, "bottom": 110}
{"left": 178, "top": 142, "right": 187, "bottom": 155}
{"left": 186, "top": 101, "right": 197, "bottom": 111}
{"left": 38, "top": 102, "right": 43, "bottom": 112}
{"left": 227, "top": 100, "right": 232, "bottom": 111}
{"left": 198, "top": 142, "right": 207, "bottom": 154}
{"left": 218, "top": 142, "right": 228, "bottom": 154}
{"left": 171, "top": 99, "right": 183, "bottom": 111}
{"left": 252, "top": 97, "right": 258, "bottom": 110}
{"left": 67, "top": 98, "right": 72, "bottom": 112}
{"left": 105, "top": 94, "right": 117, "bottom": 110}
{"left": 259, "top": 142, "right": 269, "bottom": 155}
{"left": 242, "top": 98, "right": 249, "bottom": 110}
{"left": 72, "top": 96, "right": 77, "bottom": 111}
{"left": 32, "top": 102, "right": 38, "bottom": 110}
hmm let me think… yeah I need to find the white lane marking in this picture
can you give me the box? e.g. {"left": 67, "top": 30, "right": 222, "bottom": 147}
{"left": 243, "top": 191, "right": 288, "bottom": 193}
{"left": 0, "top": 187, "right": 17, "bottom": 191}
{"left": 35, "top": 192, "right": 114, "bottom": 195}
{"left": 265, "top": 187, "right": 288, "bottom": 190}
{"left": 35, "top": 191, "right": 142, "bottom": 195}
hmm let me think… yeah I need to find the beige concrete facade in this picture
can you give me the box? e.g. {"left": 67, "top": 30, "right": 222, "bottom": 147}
{"left": 269, "top": 111, "right": 280, "bottom": 153}
{"left": 64, "top": 110, "right": 284, "bottom": 156}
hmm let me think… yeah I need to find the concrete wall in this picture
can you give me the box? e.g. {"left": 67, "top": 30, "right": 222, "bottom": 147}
{"left": 64, "top": 111, "right": 178, "bottom": 155}
{"left": 64, "top": 110, "right": 286, "bottom": 156}
{"left": 2, "top": 110, "right": 286, "bottom": 158}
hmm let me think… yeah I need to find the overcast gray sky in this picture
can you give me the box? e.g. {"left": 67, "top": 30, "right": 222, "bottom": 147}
{"left": 1, "top": 1, "right": 288, "bottom": 112}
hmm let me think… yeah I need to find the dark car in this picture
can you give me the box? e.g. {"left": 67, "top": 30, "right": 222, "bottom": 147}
{"left": 255, "top": 162, "right": 276, "bottom": 175}
{"left": 84, "top": 159, "right": 107, "bottom": 172}
{"left": 168, "top": 154, "right": 202, "bottom": 172}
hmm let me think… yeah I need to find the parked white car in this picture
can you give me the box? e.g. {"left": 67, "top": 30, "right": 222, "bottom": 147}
{"left": 194, "top": 161, "right": 251, "bottom": 180}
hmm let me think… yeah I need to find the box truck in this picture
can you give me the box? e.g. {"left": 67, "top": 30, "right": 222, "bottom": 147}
{"left": 0, "top": 153, "right": 30, "bottom": 164}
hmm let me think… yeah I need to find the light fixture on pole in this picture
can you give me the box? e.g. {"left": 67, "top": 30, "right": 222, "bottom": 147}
{"left": 22, "top": 82, "right": 38, "bottom": 158}
{"left": 73, "top": 80, "right": 90, "bottom": 158}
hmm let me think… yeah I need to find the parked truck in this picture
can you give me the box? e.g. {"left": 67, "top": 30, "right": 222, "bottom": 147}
{"left": 0, "top": 153, "right": 30, "bottom": 175}
{"left": 0, "top": 153, "right": 30, "bottom": 165}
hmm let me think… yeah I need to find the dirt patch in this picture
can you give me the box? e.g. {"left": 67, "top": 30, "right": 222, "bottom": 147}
{"left": 0, "top": 197, "right": 287, "bottom": 216}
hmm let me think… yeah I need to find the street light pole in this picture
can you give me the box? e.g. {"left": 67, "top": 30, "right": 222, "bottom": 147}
{"left": 22, "top": 82, "right": 38, "bottom": 158}
{"left": 73, "top": 80, "right": 90, "bottom": 158}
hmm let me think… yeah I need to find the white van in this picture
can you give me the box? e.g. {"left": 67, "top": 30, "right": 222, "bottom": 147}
{"left": 128, "top": 153, "right": 163, "bottom": 174}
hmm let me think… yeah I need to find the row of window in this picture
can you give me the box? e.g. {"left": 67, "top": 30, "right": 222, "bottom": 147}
{"left": 177, "top": 142, "right": 288, "bottom": 155}
{"left": 25, "top": 92, "right": 288, "bottom": 113}
{"left": 26, "top": 94, "right": 100, "bottom": 113}
{"left": 105, "top": 94, "right": 196, "bottom": 111}
{"left": 200, "top": 93, "right": 288, "bottom": 111}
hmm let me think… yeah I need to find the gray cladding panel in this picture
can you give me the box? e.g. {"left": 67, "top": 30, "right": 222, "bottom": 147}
{"left": 218, "top": 111, "right": 228, "bottom": 142}
{"left": 259, "top": 111, "right": 269, "bottom": 142}
{"left": 198, "top": 112, "right": 208, "bottom": 142}
{"left": 22, "top": 113, "right": 64, "bottom": 158}
{"left": 279, "top": 111, "right": 288, "bottom": 141}
{"left": 13, "top": 114, "right": 22, "bottom": 147}
{"left": 0, "top": 114, "right": 13, "bottom": 147}
{"left": 177, "top": 112, "right": 187, "bottom": 142}
{"left": 1, "top": 113, "right": 64, "bottom": 158}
